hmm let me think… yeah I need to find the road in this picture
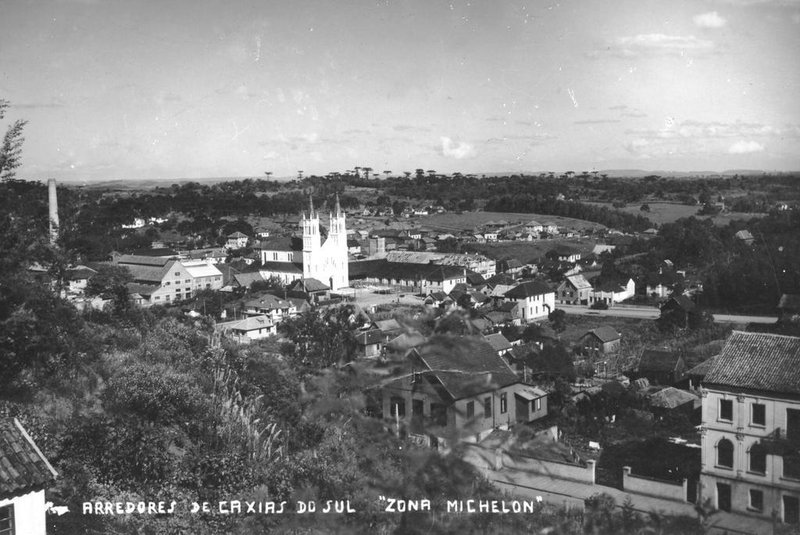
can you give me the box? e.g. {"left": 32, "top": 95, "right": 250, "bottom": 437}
{"left": 558, "top": 304, "right": 777, "bottom": 325}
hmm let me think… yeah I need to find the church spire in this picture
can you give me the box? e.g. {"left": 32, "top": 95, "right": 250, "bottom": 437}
{"left": 308, "top": 194, "right": 315, "bottom": 218}
{"left": 334, "top": 193, "right": 342, "bottom": 217}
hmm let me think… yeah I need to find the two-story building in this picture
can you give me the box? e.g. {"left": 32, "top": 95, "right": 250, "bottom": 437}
{"left": 378, "top": 336, "right": 548, "bottom": 447}
{"left": 700, "top": 332, "right": 800, "bottom": 526}
{"left": 556, "top": 274, "right": 593, "bottom": 305}
{"left": 503, "top": 280, "right": 556, "bottom": 323}
{"left": 115, "top": 255, "right": 224, "bottom": 306}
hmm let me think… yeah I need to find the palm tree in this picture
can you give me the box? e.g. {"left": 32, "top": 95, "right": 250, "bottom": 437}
{"left": 264, "top": 171, "right": 273, "bottom": 179}
{"left": 383, "top": 170, "right": 392, "bottom": 179}
{"left": 363, "top": 167, "right": 373, "bottom": 180}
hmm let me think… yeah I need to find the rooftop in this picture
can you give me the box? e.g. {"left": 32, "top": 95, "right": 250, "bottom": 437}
{"left": 705, "top": 331, "right": 800, "bottom": 395}
{"left": 0, "top": 418, "right": 58, "bottom": 500}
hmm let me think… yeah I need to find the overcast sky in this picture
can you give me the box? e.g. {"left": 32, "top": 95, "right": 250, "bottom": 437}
{"left": 1, "top": 0, "right": 799, "bottom": 181}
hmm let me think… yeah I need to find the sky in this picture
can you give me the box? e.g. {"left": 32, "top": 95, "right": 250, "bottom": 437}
{"left": 1, "top": 0, "right": 799, "bottom": 181}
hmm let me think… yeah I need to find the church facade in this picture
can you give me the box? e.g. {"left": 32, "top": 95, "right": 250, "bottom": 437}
{"left": 259, "top": 196, "right": 349, "bottom": 291}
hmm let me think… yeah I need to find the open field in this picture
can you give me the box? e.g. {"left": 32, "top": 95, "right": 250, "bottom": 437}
{"left": 415, "top": 211, "right": 606, "bottom": 233}
{"left": 586, "top": 201, "right": 765, "bottom": 227}
{"left": 463, "top": 238, "right": 596, "bottom": 263}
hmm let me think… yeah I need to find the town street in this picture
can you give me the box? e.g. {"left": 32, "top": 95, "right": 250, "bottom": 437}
{"left": 557, "top": 304, "right": 778, "bottom": 325}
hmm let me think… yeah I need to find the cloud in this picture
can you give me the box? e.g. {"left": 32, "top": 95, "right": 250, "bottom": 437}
{"left": 728, "top": 140, "right": 765, "bottom": 153}
{"left": 693, "top": 11, "right": 727, "bottom": 28}
{"left": 393, "top": 124, "right": 432, "bottom": 133}
{"left": 574, "top": 119, "right": 622, "bottom": 125}
{"left": 712, "top": 0, "right": 800, "bottom": 6}
{"left": 441, "top": 137, "right": 474, "bottom": 159}
{"left": 595, "top": 34, "right": 715, "bottom": 57}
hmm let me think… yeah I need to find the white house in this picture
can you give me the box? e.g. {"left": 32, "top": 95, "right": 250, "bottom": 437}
{"left": 215, "top": 315, "right": 276, "bottom": 342}
{"left": 588, "top": 278, "right": 636, "bottom": 306}
{"left": 503, "top": 280, "right": 556, "bottom": 322}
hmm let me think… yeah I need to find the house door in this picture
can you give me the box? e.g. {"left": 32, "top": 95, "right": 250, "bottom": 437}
{"left": 784, "top": 496, "right": 799, "bottom": 525}
{"left": 717, "top": 483, "right": 731, "bottom": 512}
{"left": 412, "top": 399, "right": 424, "bottom": 432}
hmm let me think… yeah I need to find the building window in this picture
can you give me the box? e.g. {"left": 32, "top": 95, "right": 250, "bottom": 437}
{"left": 500, "top": 393, "right": 507, "bottom": 414}
{"left": 466, "top": 401, "right": 474, "bottom": 419}
{"left": 174, "top": 272, "right": 180, "bottom": 276}
{"left": 536, "top": 398, "right": 542, "bottom": 411}
{"left": 785, "top": 496, "right": 800, "bottom": 525}
{"left": 749, "top": 443, "right": 767, "bottom": 474}
{"left": 752, "top": 403, "right": 766, "bottom": 426}
{"left": 787, "top": 409, "right": 800, "bottom": 442}
{"left": 784, "top": 453, "right": 800, "bottom": 479}
{"left": 719, "top": 399, "right": 733, "bottom": 421}
{"left": 749, "top": 489, "right": 764, "bottom": 512}
{"left": 484, "top": 397, "right": 491, "bottom": 418}
{"left": 431, "top": 403, "right": 447, "bottom": 427}
{"left": 0, "top": 504, "right": 13, "bottom": 535}
{"left": 717, "top": 438, "right": 734, "bottom": 468}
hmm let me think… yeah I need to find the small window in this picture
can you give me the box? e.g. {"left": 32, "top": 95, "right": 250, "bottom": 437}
{"left": 752, "top": 404, "right": 766, "bottom": 426}
{"left": 749, "top": 489, "right": 764, "bottom": 512}
{"left": 0, "top": 504, "right": 14, "bottom": 535}
{"left": 484, "top": 397, "right": 491, "bottom": 418}
{"left": 500, "top": 393, "right": 507, "bottom": 414}
{"left": 784, "top": 453, "right": 800, "bottom": 479}
{"left": 788, "top": 409, "right": 800, "bottom": 442}
{"left": 174, "top": 272, "right": 181, "bottom": 276}
{"left": 536, "top": 398, "right": 542, "bottom": 411}
{"left": 389, "top": 396, "right": 405, "bottom": 418}
{"left": 720, "top": 399, "right": 733, "bottom": 421}
{"left": 466, "top": 401, "right": 474, "bottom": 419}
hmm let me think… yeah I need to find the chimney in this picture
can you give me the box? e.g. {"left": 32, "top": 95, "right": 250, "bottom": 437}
{"left": 47, "top": 178, "right": 59, "bottom": 245}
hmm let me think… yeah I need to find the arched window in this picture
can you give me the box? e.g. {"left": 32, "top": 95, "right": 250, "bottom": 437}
{"left": 749, "top": 443, "right": 767, "bottom": 474}
{"left": 718, "top": 438, "right": 734, "bottom": 468}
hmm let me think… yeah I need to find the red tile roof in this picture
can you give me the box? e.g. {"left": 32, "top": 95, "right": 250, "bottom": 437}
{"left": 705, "top": 331, "right": 800, "bottom": 395}
{"left": 0, "top": 418, "right": 58, "bottom": 500}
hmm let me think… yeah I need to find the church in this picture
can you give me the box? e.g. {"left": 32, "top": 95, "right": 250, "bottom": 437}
{"left": 259, "top": 195, "right": 349, "bottom": 291}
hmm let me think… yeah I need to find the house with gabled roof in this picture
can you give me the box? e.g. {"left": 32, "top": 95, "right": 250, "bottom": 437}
{"left": 114, "top": 256, "right": 223, "bottom": 306}
{"left": 378, "top": 336, "right": 548, "bottom": 446}
{"left": 243, "top": 293, "right": 297, "bottom": 321}
{"left": 225, "top": 231, "right": 250, "bottom": 250}
{"left": 699, "top": 332, "right": 800, "bottom": 526}
{"left": 215, "top": 315, "right": 276, "bottom": 342}
{"left": 557, "top": 274, "right": 593, "bottom": 305}
{"left": 0, "top": 418, "right": 58, "bottom": 535}
{"left": 579, "top": 326, "right": 621, "bottom": 357}
{"left": 503, "top": 280, "right": 556, "bottom": 323}
{"left": 483, "top": 332, "right": 513, "bottom": 357}
{"left": 633, "top": 348, "right": 686, "bottom": 386}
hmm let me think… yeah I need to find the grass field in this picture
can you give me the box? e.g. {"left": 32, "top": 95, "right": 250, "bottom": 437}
{"left": 586, "top": 201, "right": 765, "bottom": 227}
{"left": 416, "top": 211, "right": 606, "bottom": 233}
{"left": 463, "top": 238, "right": 596, "bottom": 263}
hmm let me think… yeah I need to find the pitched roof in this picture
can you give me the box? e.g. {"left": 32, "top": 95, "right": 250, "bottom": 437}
{"left": 411, "top": 336, "right": 520, "bottom": 400}
{"left": 116, "top": 254, "right": 172, "bottom": 267}
{"left": 244, "top": 293, "right": 294, "bottom": 310}
{"left": 705, "top": 331, "right": 800, "bottom": 395}
{"left": 504, "top": 280, "right": 553, "bottom": 299}
{"left": 0, "top": 418, "right": 58, "bottom": 500}
{"left": 565, "top": 274, "right": 592, "bottom": 291}
{"left": 260, "top": 261, "right": 303, "bottom": 274}
{"left": 662, "top": 294, "right": 696, "bottom": 312}
{"left": 288, "top": 278, "right": 330, "bottom": 292}
{"left": 217, "top": 315, "right": 274, "bottom": 332}
{"left": 638, "top": 349, "right": 682, "bottom": 372}
{"left": 648, "top": 387, "right": 699, "bottom": 409}
{"left": 584, "top": 326, "right": 621, "bottom": 343}
{"left": 182, "top": 261, "right": 222, "bottom": 278}
{"left": 233, "top": 272, "right": 265, "bottom": 287}
{"left": 258, "top": 236, "right": 301, "bottom": 252}
{"left": 483, "top": 332, "right": 512, "bottom": 352}
{"left": 356, "top": 329, "right": 385, "bottom": 346}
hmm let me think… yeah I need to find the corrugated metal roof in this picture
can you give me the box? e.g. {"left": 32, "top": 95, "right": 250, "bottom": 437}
{"left": 705, "top": 331, "right": 800, "bottom": 394}
{"left": 0, "top": 418, "right": 57, "bottom": 500}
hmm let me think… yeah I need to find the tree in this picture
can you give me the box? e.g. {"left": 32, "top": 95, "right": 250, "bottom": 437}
{"left": 640, "top": 203, "right": 650, "bottom": 212}
{"left": 279, "top": 305, "right": 359, "bottom": 371}
{"left": 86, "top": 264, "right": 133, "bottom": 297}
{"left": 0, "top": 99, "right": 27, "bottom": 180}
{"left": 548, "top": 308, "right": 567, "bottom": 332}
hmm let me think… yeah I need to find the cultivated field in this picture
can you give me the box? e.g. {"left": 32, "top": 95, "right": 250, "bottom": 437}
{"left": 586, "top": 201, "right": 765, "bottom": 227}
{"left": 463, "top": 238, "right": 596, "bottom": 263}
{"left": 416, "top": 211, "right": 606, "bottom": 233}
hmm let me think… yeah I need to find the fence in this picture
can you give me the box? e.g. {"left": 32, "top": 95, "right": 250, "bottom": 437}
{"left": 622, "top": 466, "right": 687, "bottom": 502}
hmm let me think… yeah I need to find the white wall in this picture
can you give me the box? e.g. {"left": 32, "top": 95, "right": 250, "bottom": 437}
{"left": 0, "top": 489, "right": 47, "bottom": 535}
